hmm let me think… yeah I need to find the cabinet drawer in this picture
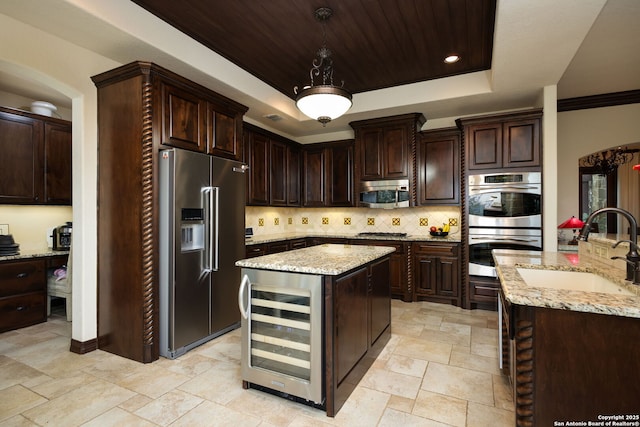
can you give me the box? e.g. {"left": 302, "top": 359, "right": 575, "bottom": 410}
{"left": 413, "top": 243, "right": 458, "bottom": 256}
{"left": 0, "top": 259, "right": 46, "bottom": 297}
{"left": 471, "top": 283, "right": 499, "bottom": 301}
{"left": 0, "top": 292, "right": 46, "bottom": 333}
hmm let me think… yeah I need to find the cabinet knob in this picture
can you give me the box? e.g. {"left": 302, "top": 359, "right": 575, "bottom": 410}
{"left": 16, "top": 272, "right": 28, "bottom": 279}
{"left": 16, "top": 305, "right": 25, "bottom": 311}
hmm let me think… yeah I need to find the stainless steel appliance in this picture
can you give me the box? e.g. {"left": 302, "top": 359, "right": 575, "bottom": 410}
{"left": 359, "top": 179, "right": 410, "bottom": 209}
{"left": 468, "top": 228, "right": 542, "bottom": 277}
{"left": 159, "top": 148, "right": 247, "bottom": 359}
{"left": 52, "top": 222, "right": 72, "bottom": 250}
{"left": 238, "top": 268, "right": 324, "bottom": 406}
{"left": 468, "top": 172, "right": 541, "bottom": 228}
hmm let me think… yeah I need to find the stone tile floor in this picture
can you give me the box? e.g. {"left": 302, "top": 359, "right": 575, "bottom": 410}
{"left": 0, "top": 300, "right": 514, "bottom": 426}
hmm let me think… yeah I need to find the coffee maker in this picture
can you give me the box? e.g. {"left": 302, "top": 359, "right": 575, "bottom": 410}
{"left": 53, "top": 222, "right": 72, "bottom": 250}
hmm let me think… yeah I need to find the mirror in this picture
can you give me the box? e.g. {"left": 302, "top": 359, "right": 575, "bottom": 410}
{"left": 579, "top": 143, "right": 640, "bottom": 234}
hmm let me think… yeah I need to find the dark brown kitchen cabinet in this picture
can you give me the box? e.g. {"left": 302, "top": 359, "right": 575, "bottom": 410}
{"left": 468, "top": 275, "right": 499, "bottom": 311}
{"left": 417, "top": 128, "right": 460, "bottom": 205}
{"left": 208, "top": 109, "right": 243, "bottom": 160}
{"left": 303, "top": 140, "right": 354, "bottom": 207}
{"left": 244, "top": 124, "right": 301, "bottom": 207}
{"left": 349, "top": 240, "right": 410, "bottom": 302}
{"left": 413, "top": 242, "right": 461, "bottom": 306}
{"left": 0, "top": 106, "right": 72, "bottom": 205}
{"left": 351, "top": 113, "right": 425, "bottom": 183}
{"left": 457, "top": 110, "right": 542, "bottom": 171}
{"left": 0, "top": 258, "right": 47, "bottom": 333}
{"left": 92, "top": 61, "right": 247, "bottom": 363}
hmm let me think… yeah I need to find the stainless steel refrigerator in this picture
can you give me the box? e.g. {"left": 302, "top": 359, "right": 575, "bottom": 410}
{"left": 159, "top": 148, "right": 247, "bottom": 359}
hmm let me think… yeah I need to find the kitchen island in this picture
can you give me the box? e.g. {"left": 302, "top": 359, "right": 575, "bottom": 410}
{"left": 236, "top": 244, "right": 395, "bottom": 417}
{"left": 494, "top": 249, "right": 640, "bottom": 426}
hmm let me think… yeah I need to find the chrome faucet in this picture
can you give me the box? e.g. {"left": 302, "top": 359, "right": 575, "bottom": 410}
{"left": 578, "top": 207, "right": 640, "bottom": 285}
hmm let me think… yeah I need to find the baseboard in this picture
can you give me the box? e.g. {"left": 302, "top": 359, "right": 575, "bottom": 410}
{"left": 70, "top": 338, "right": 98, "bottom": 354}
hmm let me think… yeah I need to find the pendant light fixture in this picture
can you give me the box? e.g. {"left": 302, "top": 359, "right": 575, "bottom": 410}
{"left": 294, "top": 7, "right": 352, "bottom": 126}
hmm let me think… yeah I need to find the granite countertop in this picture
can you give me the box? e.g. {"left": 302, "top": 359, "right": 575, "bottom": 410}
{"left": 236, "top": 243, "right": 396, "bottom": 275}
{"left": 493, "top": 249, "right": 640, "bottom": 318}
{"left": 0, "top": 249, "right": 69, "bottom": 262}
{"left": 245, "top": 232, "right": 461, "bottom": 245}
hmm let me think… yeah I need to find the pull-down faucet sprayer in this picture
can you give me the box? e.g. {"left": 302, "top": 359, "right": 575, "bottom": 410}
{"left": 578, "top": 207, "right": 640, "bottom": 285}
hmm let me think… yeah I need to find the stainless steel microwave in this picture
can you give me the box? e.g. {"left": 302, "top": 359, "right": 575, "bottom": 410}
{"left": 359, "top": 179, "right": 410, "bottom": 209}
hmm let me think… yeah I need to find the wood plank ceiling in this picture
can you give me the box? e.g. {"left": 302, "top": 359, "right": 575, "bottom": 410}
{"left": 130, "top": 0, "right": 496, "bottom": 99}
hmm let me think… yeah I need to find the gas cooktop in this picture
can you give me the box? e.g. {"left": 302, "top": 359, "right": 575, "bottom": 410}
{"left": 356, "top": 232, "right": 407, "bottom": 237}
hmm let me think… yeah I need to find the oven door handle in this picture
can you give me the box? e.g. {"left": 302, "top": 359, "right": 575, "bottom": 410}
{"left": 470, "top": 237, "right": 540, "bottom": 243}
{"left": 469, "top": 185, "right": 540, "bottom": 193}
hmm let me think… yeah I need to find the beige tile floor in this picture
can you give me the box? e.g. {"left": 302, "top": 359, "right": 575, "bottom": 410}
{"left": 0, "top": 300, "right": 514, "bottom": 426}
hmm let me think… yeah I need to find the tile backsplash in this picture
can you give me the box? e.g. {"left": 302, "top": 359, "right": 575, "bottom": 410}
{"left": 245, "top": 206, "right": 461, "bottom": 237}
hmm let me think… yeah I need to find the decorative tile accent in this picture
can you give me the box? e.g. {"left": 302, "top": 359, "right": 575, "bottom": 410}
{"left": 302, "top": 217, "right": 308, "bottom": 225}
{"left": 258, "top": 218, "right": 264, "bottom": 226}
{"left": 392, "top": 218, "right": 401, "bottom": 226}
{"left": 367, "top": 218, "right": 375, "bottom": 226}
{"left": 322, "top": 217, "right": 329, "bottom": 225}
{"left": 420, "top": 218, "right": 429, "bottom": 226}
{"left": 288, "top": 217, "right": 293, "bottom": 225}
{"left": 344, "top": 218, "right": 351, "bottom": 225}
{"left": 449, "top": 218, "right": 458, "bottom": 226}
{"left": 274, "top": 218, "right": 279, "bottom": 225}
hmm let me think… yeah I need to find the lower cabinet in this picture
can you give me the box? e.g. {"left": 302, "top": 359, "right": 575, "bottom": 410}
{"left": 468, "top": 275, "right": 500, "bottom": 310}
{"left": 413, "top": 242, "right": 461, "bottom": 306}
{"left": 0, "top": 258, "right": 47, "bottom": 332}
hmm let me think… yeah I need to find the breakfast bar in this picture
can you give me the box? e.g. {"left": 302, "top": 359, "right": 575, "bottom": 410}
{"left": 493, "top": 249, "right": 640, "bottom": 426}
{"left": 236, "top": 243, "right": 395, "bottom": 417}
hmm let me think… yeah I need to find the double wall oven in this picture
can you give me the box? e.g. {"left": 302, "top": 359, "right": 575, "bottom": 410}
{"left": 468, "top": 172, "right": 542, "bottom": 277}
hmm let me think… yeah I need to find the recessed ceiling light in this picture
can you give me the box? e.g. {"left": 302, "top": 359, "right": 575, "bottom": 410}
{"left": 444, "top": 55, "right": 461, "bottom": 64}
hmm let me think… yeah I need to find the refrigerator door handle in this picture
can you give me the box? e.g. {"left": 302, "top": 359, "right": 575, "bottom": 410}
{"left": 238, "top": 274, "right": 251, "bottom": 319}
{"left": 209, "top": 186, "right": 220, "bottom": 272}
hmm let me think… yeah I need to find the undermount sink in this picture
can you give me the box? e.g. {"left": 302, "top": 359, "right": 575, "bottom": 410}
{"left": 516, "top": 268, "right": 634, "bottom": 296}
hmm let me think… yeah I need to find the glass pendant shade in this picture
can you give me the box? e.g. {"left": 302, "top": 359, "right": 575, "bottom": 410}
{"left": 296, "top": 85, "right": 352, "bottom": 125}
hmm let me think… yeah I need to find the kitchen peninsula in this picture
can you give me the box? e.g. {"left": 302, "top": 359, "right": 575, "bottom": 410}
{"left": 494, "top": 249, "right": 640, "bottom": 426}
{"left": 236, "top": 243, "right": 395, "bottom": 417}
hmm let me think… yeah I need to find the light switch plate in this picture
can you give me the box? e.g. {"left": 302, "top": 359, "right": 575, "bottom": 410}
{"left": 0, "top": 224, "right": 8, "bottom": 235}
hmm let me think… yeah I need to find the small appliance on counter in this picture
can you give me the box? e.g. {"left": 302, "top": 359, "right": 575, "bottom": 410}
{"left": 52, "top": 222, "right": 72, "bottom": 250}
{"left": 0, "top": 234, "right": 19, "bottom": 256}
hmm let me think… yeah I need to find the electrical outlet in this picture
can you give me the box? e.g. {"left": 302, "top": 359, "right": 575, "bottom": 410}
{"left": 0, "top": 224, "right": 8, "bottom": 235}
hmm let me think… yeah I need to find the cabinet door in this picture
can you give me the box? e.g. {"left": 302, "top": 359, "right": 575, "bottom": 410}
{"left": 334, "top": 268, "right": 368, "bottom": 384}
{"left": 503, "top": 119, "right": 540, "bottom": 168}
{"left": 209, "top": 109, "right": 241, "bottom": 160}
{"left": 418, "top": 131, "right": 460, "bottom": 205}
{"left": 44, "top": 122, "right": 72, "bottom": 204}
{"left": 303, "top": 148, "right": 326, "bottom": 207}
{"left": 414, "top": 255, "right": 437, "bottom": 295}
{"left": 358, "top": 129, "right": 383, "bottom": 180}
{"left": 383, "top": 125, "right": 409, "bottom": 178}
{"left": 287, "top": 145, "right": 301, "bottom": 206}
{"left": 0, "top": 111, "right": 43, "bottom": 204}
{"left": 246, "top": 131, "right": 269, "bottom": 205}
{"left": 369, "top": 258, "right": 390, "bottom": 345}
{"left": 161, "top": 83, "right": 206, "bottom": 152}
{"left": 466, "top": 123, "right": 502, "bottom": 170}
{"left": 269, "top": 140, "right": 287, "bottom": 206}
{"left": 436, "top": 256, "right": 459, "bottom": 297}
{"left": 327, "top": 143, "right": 354, "bottom": 206}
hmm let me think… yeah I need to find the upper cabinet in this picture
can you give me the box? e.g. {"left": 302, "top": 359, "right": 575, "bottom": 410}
{"left": 417, "top": 128, "right": 461, "bottom": 205}
{"left": 351, "top": 113, "right": 426, "bottom": 182}
{"left": 303, "top": 140, "right": 354, "bottom": 207}
{"left": 160, "top": 77, "right": 245, "bottom": 161}
{"left": 0, "top": 106, "right": 71, "bottom": 205}
{"left": 457, "top": 110, "right": 542, "bottom": 171}
{"left": 244, "top": 123, "right": 301, "bottom": 207}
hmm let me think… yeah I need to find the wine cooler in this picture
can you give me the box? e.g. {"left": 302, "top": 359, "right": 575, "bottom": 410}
{"left": 238, "top": 268, "right": 324, "bottom": 405}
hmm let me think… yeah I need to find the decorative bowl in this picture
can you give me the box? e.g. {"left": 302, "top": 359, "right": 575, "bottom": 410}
{"left": 429, "top": 231, "right": 449, "bottom": 237}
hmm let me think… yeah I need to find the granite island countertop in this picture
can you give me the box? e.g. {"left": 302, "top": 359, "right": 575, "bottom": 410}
{"left": 236, "top": 243, "right": 396, "bottom": 275}
{"left": 493, "top": 249, "right": 640, "bottom": 318}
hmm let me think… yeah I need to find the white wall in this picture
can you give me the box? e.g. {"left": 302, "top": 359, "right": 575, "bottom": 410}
{"left": 0, "top": 12, "right": 120, "bottom": 343}
{"left": 557, "top": 103, "right": 640, "bottom": 226}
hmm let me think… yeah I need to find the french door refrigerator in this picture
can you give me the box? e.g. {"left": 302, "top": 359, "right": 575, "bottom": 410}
{"left": 159, "top": 148, "right": 247, "bottom": 359}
